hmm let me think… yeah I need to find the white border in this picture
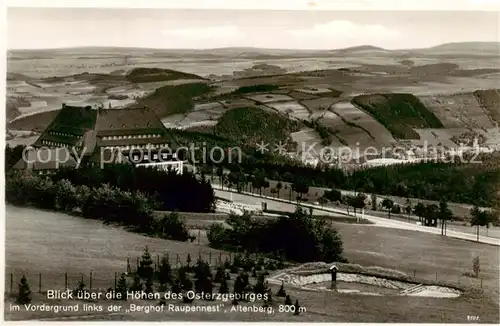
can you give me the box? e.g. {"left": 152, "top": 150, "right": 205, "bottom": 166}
{"left": 4, "top": 0, "right": 500, "bottom": 11}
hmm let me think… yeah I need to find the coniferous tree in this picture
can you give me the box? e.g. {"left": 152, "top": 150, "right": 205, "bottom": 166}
{"left": 267, "top": 289, "right": 273, "bottom": 303}
{"left": 138, "top": 246, "right": 154, "bottom": 281}
{"left": 17, "top": 275, "right": 32, "bottom": 304}
{"left": 240, "top": 272, "right": 250, "bottom": 290}
{"left": 276, "top": 281, "right": 286, "bottom": 297}
{"left": 285, "top": 294, "right": 292, "bottom": 305}
{"left": 293, "top": 299, "right": 301, "bottom": 315}
{"left": 130, "top": 274, "right": 143, "bottom": 292}
{"left": 158, "top": 255, "right": 172, "bottom": 288}
{"left": 223, "top": 257, "right": 231, "bottom": 270}
{"left": 234, "top": 275, "right": 245, "bottom": 296}
{"left": 219, "top": 277, "right": 229, "bottom": 294}
{"left": 182, "top": 277, "right": 194, "bottom": 303}
{"left": 116, "top": 273, "right": 128, "bottom": 300}
{"left": 144, "top": 276, "right": 154, "bottom": 295}
{"left": 253, "top": 273, "right": 268, "bottom": 295}
{"left": 214, "top": 265, "right": 226, "bottom": 283}
{"left": 73, "top": 278, "right": 86, "bottom": 297}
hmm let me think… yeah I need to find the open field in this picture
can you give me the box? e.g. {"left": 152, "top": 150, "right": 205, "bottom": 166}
{"left": 5, "top": 205, "right": 499, "bottom": 322}
{"left": 4, "top": 205, "right": 227, "bottom": 291}
{"left": 352, "top": 93, "right": 444, "bottom": 139}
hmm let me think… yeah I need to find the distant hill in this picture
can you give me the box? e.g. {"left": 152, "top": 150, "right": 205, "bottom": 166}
{"left": 334, "top": 45, "right": 388, "bottom": 53}
{"left": 418, "top": 42, "right": 500, "bottom": 55}
{"left": 8, "top": 42, "right": 500, "bottom": 58}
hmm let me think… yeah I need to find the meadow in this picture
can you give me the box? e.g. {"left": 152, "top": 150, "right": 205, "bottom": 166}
{"left": 4, "top": 205, "right": 499, "bottom": 322}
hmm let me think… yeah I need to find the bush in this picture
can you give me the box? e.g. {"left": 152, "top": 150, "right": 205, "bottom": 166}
{"left": 157, "top": 212, "right": 192, "bottom": 242}
{"left": 472, "top": 256, "right": 480, "bottom": 277}
{"left": 17, "top": 275, "right": 32, "bottom": 304}
{"left": 207, "top": 207, "right": 344, "bottom": 263}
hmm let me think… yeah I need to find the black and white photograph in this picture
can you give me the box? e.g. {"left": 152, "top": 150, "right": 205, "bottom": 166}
{"left": 3, "top": 1, "right": 500, "bottom": 323}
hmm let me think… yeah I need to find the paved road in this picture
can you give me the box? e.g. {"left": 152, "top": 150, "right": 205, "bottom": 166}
{"left": 214, "top": 187, "right": 500, "bottom": 246}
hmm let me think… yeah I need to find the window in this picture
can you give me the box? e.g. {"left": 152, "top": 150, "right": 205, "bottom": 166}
{"left": 153, "top": 154, "right": 158, "bottom": 159}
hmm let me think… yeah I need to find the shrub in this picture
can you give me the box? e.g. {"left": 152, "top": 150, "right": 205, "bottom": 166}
{"left": 158, "top": 212, "right": 192, "bottom": 242}
{"left": 208, "top": 207, "right": 344, "bottom": 263}
{"left": 17, "top": 275, "right": 32, "bottom": 304}
{"left": 276, "top": 281, "right": 286, "bottom": 297}
{"left": 472, "top": 256, "right": 480, "bottom": 277}
{"left": 130, "top": 274, "right": 143, "bottom": 292}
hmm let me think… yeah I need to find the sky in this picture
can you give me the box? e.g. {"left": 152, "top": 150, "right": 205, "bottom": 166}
{"left": 6, "top": 7, "right": 500, "bottom": 50}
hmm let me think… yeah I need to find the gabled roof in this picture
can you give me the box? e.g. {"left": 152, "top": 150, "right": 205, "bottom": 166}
{"left": 33, "top": 104, "right": 97, "bottom": 147}
{"left": 94, "top": 107, "right": 178, "bottom": 148}
{"left": 94, "top": 107, "right": 165, "bottom": 134}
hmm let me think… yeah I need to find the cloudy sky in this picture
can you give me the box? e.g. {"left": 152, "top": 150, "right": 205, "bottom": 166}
{"left": 7, "top": 8, "right": 500, "bottom": 50}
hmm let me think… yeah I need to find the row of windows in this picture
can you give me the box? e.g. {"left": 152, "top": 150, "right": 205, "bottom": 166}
{"left": 102, "top": 134, "right": 162, "bottom": 141}
{"left": 132, "top": 153, "right": 178, "bottom": 161}
{"left": 41, "top": 140, "right": 71, "bottom": 148}
{"left": 49, "top": 131, "right": 80, "bottom": 138}
{"left": 104, "top": 143, "right": 170, "bottom": 150}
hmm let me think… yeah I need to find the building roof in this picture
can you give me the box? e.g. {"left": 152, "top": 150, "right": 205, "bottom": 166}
{"left": 27, "top": 104, "right": 180, "bottom": 168}
{"left": 33, "top": 104, "right": 97, "bottom": 147}
{"left": 12, "top": 148, "right": 79, "bottom": 170}
{"left": 94, "top": 107, "right": 165, "bottom": 134}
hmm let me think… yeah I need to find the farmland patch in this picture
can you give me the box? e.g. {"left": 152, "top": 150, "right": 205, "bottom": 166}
{"left": 290, "top": 128, "right": 324, "bottom": 156}
{"left": 352, "top": 94, "right": 444, "bottom": 139}
{"left": 332, "top": 101, "right": 395, "bottom": 145}
{"left": 473, "top": 89, "right": 500, "bottom": 125}
{"left": 245, "top": 93, "right": 294, "bottom": 103}
{"left": 301, "top": 97, "right": 341, "bottom": 113}
{"left": 419, "top": 93, "right": 495, "bottom": 129}
{"left": 267, "top": 101, "right": 310, "bottom": 120}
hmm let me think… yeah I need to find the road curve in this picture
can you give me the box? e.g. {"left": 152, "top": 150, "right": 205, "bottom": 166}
{"left": 214, "top": 186, "right": 500, "bottom": 246}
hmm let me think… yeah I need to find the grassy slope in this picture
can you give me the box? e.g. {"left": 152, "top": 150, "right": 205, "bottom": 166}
{"left": 213, "top": 107, "right": 301, "bottom": 148}
{"left": 8, "top": 110, "right": 60, "bottom": 132}
{"left": 473, "top": 89, "right": 500, "bottom": 125}
{"left": 352, "top": 93, "right": 444, "bottom": 139}
{"left": 5, "top": 205, "right": 499, "bottom": 322}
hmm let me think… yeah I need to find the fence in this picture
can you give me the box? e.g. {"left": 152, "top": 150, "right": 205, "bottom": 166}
{"left": 5, "top": 250, "right": 240, "bottom": 294}
{"left": 6, "top": 266, "right": 485, "bottom": 297}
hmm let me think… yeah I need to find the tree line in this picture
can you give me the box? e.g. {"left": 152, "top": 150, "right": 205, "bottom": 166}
{"left": 5, "top": 170, "right": 194, "bottom": 241}
{"left": 207, "top": 207, "right": 345, "bottom": 264}
{"left": 205, "top": 155, "right": 499, "bottom": 207}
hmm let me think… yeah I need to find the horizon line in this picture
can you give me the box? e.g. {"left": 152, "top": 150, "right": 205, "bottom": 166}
{"left": 8, "top": 41, "right": 500, "bottom": 52}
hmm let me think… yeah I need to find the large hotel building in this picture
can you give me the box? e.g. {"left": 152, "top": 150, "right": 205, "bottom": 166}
{"left": 13, "top": 104, "right": 184, "bottom": 174}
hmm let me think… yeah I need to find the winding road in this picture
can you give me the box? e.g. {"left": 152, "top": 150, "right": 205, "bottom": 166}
{"left": 213, "top": 185, "right": 500, "bottom": 246}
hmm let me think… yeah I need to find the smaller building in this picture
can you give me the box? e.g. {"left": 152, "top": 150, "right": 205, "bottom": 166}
{"left": 12, "top": 147, "right": 78, "bottom": 175}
